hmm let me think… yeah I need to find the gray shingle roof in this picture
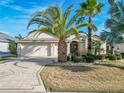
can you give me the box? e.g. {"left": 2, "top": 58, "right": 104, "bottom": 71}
{"left": 0, "top": 32, "right": 15, "bottom": 42}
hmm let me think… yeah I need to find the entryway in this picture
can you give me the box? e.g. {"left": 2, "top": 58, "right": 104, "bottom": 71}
{"left": 70, "top": 41, "right": 79, "bottom": 56}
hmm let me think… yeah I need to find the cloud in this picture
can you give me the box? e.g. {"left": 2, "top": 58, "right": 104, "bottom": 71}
{"left": 0, "top": 0, "right": 14, "bottom": 5}
{"left": 23, "top": 6, "right": 47, "bottom": 14}
{"left": 0, "top": 0, "right": 46, "bottom": 14}
{"left": 0, "top": 0, "right": 24, "bottom": 11}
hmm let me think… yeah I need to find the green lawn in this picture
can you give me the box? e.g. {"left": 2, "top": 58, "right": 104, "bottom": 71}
{"left": 41, "top": 61, "right": 124, "bottom": 92}
{"left": 0, "top": 57, "right": 5, "bottom": 61}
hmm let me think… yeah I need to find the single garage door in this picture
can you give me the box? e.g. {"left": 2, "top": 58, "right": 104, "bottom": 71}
{"left": 20, "top": 44, "right": 51, "bottom": 57}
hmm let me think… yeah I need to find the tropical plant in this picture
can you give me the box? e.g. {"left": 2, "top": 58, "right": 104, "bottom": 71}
{"left": 15, "top": 34, "right": 24, "bottom": 40}
{"left": 92, "top": 40, "right": 102, "bottom": 55}
{"left": 103, "top": 0, "right": 124, "bottom": 54}
{"left": 107, "top": 0, "right": 124, "bottom": 33}
{"left": 9, "top": 42, "right": 17, "bottom": 55}
{"left": 100, "top": 0, "right": 124, "bottom": 54}
{"left": 27, "top": 5, "right": 96, "bottom": 62}
{"left": 108, "top": 0, "right": 115, "bottom": 6}
{"left": 100, "top": 30, "right": 123, "bottom": 54}
{"left": 76, "top": 0, "right": 104, "bottom": 55}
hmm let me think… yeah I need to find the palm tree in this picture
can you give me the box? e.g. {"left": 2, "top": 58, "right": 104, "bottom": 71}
{"left": 15, "top": 34, "right": 23, "bottom": 40}
{"left": 27, "top": 5, "right": 96, "bottom": 62}
{"left": 76, "top": 0, "right": 104, "bottom": 55}
{"left": 106, "top": 0, "right": 124, "bottom": 33}
{"left": 108, "top": 0, "right": 115, "bottom": 6}
{"left": 92, "top": 40, "right": 102, "bottom": 55}
{"left": 100, "top": 30, "right": 123, "bottom": 54}
{"left": 106, "top": 18, "right": 124, "bottom": 33}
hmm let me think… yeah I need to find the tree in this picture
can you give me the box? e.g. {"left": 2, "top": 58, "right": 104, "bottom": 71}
{"left": 92, "top": 40, "right": 102, "bottom": 55}
{"left": 101, "top": 0, "right": 124, "bottom": 54}
{"left": 76, "top": 0, "right": 104, "bottom": 55}
{"left": 27, "top": 5, "right": 96, "bottom": 62}
{"left": 9, "top": 42, "right": 17, "bottom": 56}
{"left": 100, "top": 30, "right": 123, "bottom": 54}
{"left": 107, "top": 0, "right": 124, "bottom": 33}
{"left": 108, "top": 0, "right": 115, "bottom": 6}
{"left": 15, "top": 34, "right": 24, "bottom": 40}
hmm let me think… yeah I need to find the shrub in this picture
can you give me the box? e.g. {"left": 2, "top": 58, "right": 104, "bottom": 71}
{"left": 109, "top": 55, "right": 117, "bottom": 60}
{"left": 9, "top": 42, "right": 17, "bottom": 55}
{"left": 0, "top": 57, "right": 3, "bottom": 61}
{"left": 97, "top": 55, "right": 105, "bottom": 60}
{"left": 82, "top": 55, "right": 86, "bottom": 58}
{"left": 71, "top": 56, "right": 74, "bottom": 61}
{"left": 121, "top": 53, "right": 124, "bottom": 59}
{"left": 116, "top": 54, "right": 122, "bottom": 60}
{"left": 104, "top": 53, "right": 112, "bottom": 59}
{"left": 67, "top": 56, "right": 71, "bottom": 61}
{"left": 73, "top": 56, "right": 82, "bottom": 63}
{"left": 85, "top": 55, "right": 96, "bottom": 63}
{"left": 82, "top": 56, "right": 86, "bottom": 62}
{"left": 87, "top": 54, "right": 97, "bottom": 60}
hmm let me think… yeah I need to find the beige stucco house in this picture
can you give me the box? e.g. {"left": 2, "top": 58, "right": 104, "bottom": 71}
{"left": 0, "top": 32, "right": 15, "bottom": 57}
{"left": 17, "top": 33, "right": 106, "bottom": 58}
{"left": 112, "top": 43, "right": 124, "bottom": 54}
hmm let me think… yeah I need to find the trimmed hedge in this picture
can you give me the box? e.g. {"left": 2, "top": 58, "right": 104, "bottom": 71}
{"left": 121, "top": 53, "right": 124, "bottom": 59}
{"left": 67, "top": 53, "right": 123, "bottom": 63}
{"left": 109, "top": 55, "right": 117, "bottom": 60}
{"left": 85, "top": 55, "right": 96, "bottom": 63}
{"left": 116, "top": 54, "right": 122, "bottom": 60}
{"left": 73, "top": 56, "right": 83, "bottom": 63}
{"left": 67, "top": 56, "right": 71, "bottom": 61}
{"left": 97, "top": 55, "right": 106, "bottom": 60}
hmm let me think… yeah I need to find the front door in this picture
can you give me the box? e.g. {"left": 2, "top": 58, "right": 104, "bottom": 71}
{"left": 70, "top": 41, "right": 78, "bottom": 56}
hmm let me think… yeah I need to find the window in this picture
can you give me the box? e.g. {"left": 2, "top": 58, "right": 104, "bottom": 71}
{"left": 117, "top": 46, "right": 120, "bottom": 50}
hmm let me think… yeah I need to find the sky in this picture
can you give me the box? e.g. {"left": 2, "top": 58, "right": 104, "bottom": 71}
{"left": 0, "top": 0, "right": 110, "bottom": 37}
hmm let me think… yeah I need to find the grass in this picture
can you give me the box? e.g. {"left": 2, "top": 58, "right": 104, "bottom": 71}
{"left": 41, "top": 61, "right": 124, "bottom": 92}
{"left": 0, "top": 57, "right": 5, "bottom": 61}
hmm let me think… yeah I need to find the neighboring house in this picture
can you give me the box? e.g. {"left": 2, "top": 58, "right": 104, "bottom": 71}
{"left": 92, "top": 35, "right": 107, "bottom": 55}
{"left": 112, "top": 43, "right": 124, "bottom": 54}
{"left": 17, "top": 33, "right": 106, "bottom": 58}
{"left": 0, "top": 32, "right": 15, "bottom": 57}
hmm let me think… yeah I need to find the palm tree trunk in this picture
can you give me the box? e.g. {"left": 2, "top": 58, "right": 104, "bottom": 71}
{"left": 58, "top": 39, "right": 67, "bottom": 62}
{"left": 87, "top": 16, "right": 92, "bottom": 55}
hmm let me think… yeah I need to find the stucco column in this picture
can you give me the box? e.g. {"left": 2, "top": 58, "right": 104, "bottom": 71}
{"left": 78, "top": 41, "right": 81, "bottom": 55}
{"left": 67, "top": 42, "right": 70, "bottom": 55}
{"left": 17, "top": 43, "right": 21, "bottom": 57}
{"left": 85, "top": 39, "right": 88, "bottom": 54}
{"left": 51, "top": 43, "right": 54, "bottom": 57}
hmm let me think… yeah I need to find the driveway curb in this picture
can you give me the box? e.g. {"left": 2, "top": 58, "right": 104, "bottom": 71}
{"left": 35, "top": 65, "right": 46, "bottom": 92}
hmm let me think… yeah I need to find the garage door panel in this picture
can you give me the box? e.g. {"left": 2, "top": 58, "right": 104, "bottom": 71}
{"left": 21, "top": 44, "right": 51, "bottom": 57}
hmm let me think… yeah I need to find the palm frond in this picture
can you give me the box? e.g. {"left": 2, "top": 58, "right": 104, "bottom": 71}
{"left": 108, "top": 0, "right": 115, "bottom": 6}
{"left": 79, "top": 30, "right": 88, "bottom": 35}
{"left": 28, "top": 27, "right": 59, "bottom": 38}
{"left": 65, "top": 27, "right": 80, "bottom": 39}
{"left": 27, "top": 5, "right": 88, "bottom": 41}
{"left": 66, "top": 13, "right": 78, "bottom": 29}
{"left": 75, "top": 23, "right": 89, "bottom": 29}
{"left": 27, "top": 18, "right": 53, "bottom": 29}
{"left": 53, "top": 5, "right": 62, "bottom": 20}
{"left": 71, "top": 27, "right": 80, "bottom": 39}
{"left": 63, "top": 5, "right": 73, "bottom": 27}
{"left": 87, "top": 0, "right": 98, "bottom": 7}
{"left": 95, "top": 3, "right": 105, "bottom": 13}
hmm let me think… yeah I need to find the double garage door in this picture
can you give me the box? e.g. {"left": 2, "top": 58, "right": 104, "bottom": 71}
{"left": 19, "top": 43, "right": 58, "bottom": 57}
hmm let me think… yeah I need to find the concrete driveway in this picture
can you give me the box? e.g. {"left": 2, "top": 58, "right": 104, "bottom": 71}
{"left": 0, "top": 57, "right": 53, "bottom": 93}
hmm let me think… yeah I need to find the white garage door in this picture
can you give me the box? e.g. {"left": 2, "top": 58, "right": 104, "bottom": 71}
{"left": 0, "top": 42, "right": 9, "bottom": 52}
{"left": 20, "top": 44, "right": 51, "bottom": 57}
